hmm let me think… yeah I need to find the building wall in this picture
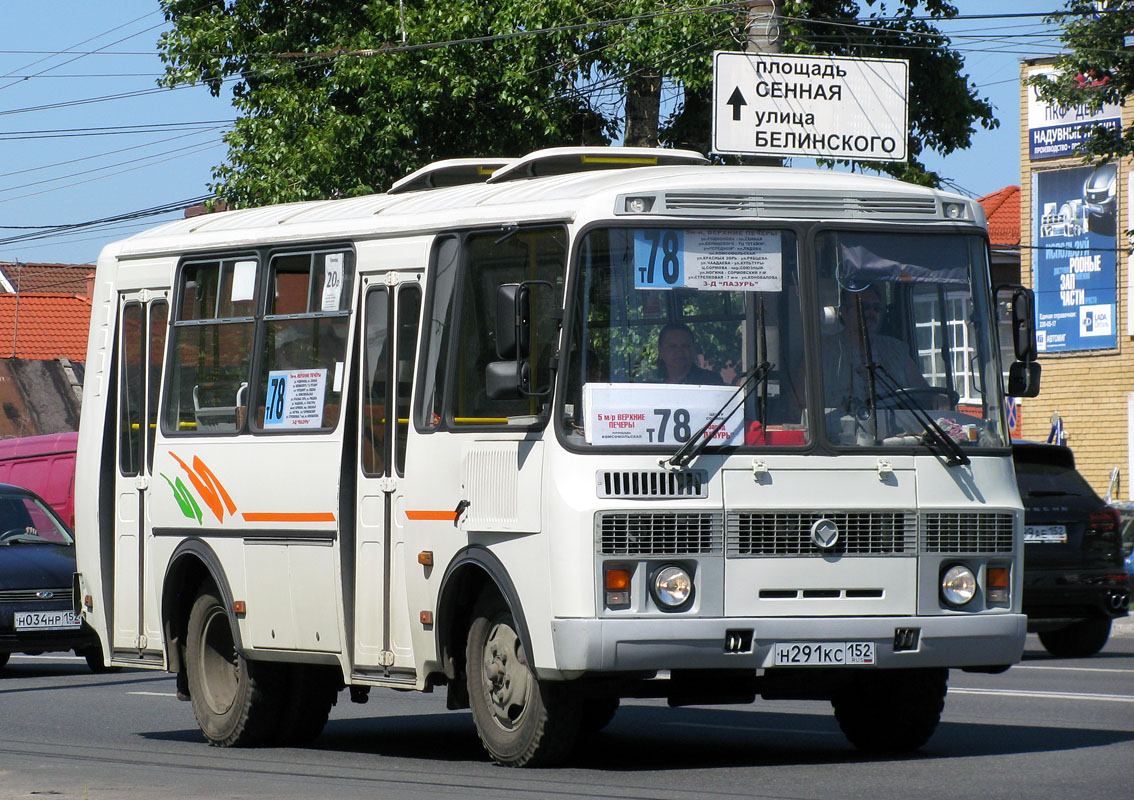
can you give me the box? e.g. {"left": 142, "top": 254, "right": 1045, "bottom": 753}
{"left": 1019, "top": 59, "right": 1133, "bottom": 501}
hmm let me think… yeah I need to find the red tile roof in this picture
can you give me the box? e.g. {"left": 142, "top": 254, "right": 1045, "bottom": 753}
{"left": 978, "top": 186, "right": 1020, "bottom": 247}
{"left": 0, "top": 262, "right": 93, "bottom": 295}
{"left": 0, "top": 293, "right": 91, "bottom": 360}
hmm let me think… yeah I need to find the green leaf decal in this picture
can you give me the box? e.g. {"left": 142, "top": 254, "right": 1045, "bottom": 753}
{"left": 162, "top": 473, "right": 203, "bottom": 524}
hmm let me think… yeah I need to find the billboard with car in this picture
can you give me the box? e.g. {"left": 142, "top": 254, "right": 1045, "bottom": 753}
{"left": 1031, "top": 165, "right": 1118, "bottom": 353}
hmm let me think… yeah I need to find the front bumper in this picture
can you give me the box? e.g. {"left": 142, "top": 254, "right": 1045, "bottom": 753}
{"left": 0, "top": 623, "right": 98, "bottom": 655}
{"left": 549, "top": 613, "right": 1026, "bottom": 674}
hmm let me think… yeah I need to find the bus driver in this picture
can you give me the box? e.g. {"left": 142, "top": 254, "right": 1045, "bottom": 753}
{"left": 655, "top": 323, "right": 724, "bottom": 385}
{"left": 822, "top": 285, "right": 928, "bottom": 415}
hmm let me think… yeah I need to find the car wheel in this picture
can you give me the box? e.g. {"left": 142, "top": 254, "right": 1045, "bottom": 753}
{"left": 1038, "top": 618, "right": 1112, "bottom": 658}
{"left": 465, "top": 592, "right": 580, "bottom": 767}
{"left": 185, "top": 588, "right": 281, "bottom": 746}
{"left": 832, "top": 668, "right": 947, "bottom": 753}
{"left": 81, "top": 647, "right": 121, "bottom": 674}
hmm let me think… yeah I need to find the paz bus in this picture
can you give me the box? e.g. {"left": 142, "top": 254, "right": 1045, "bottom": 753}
{"left": 73, "top": 146, "right": 1041, "bottom": 766}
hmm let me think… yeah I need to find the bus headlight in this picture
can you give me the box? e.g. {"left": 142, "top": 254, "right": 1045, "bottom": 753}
{"left": 651, "top": 565, "right": 693, "bottom": 609}
{"left": 941, "top": 564, "right": 977, "bottom": 607}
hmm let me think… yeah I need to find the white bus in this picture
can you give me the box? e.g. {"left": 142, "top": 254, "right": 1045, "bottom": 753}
{"left": 73, "top": 146, "right": 1041, "bottom": 766}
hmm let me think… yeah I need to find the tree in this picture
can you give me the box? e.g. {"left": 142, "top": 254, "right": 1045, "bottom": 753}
{"left": 1029, "top": 1, "right": 1134, "bottom": 163}
{"left": 158, "top": 1, "right": 997, "bottom": 207}
{"left": 158, "top": 1, "right": 608, "bottom": 206}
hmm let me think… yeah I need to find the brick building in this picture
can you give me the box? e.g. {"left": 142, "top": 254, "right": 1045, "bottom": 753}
{"left": 1018, "top": 58, "right": 1133, "bottom": 500}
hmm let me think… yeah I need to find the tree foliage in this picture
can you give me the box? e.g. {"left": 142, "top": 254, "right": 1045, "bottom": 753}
{"left": 158, "top": 1, "right": 997, "bottom": 207}
{"left": 1030, "top": 1, "right": 1134, "bottom": 163}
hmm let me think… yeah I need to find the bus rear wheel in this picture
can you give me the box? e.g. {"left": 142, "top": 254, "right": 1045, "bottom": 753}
{"left": 186, "top": 589, "right": 280, "bottom": 747}
{"left": 272, "top": 663, "right": 340, "bottom": 746}
{"left": 832, "top": 668, "right": 947, "bottom": 753}
{"left": 465, "top": 593, "right": 580, "bottom": 767}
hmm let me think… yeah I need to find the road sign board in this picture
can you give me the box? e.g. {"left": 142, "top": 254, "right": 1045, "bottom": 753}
{"left": 712, "top": 51, "right": 908, "bottom": 161}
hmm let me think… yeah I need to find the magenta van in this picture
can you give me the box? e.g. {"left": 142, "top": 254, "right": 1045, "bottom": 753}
{"left": 0, "top": 432, "right": 77, "bottom": 528}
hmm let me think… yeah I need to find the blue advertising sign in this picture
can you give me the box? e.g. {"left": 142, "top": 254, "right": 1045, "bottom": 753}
{"left": 1032, "top": 166, "right": 1118, "bottom": 353}
{"left": 1027, "top": 66, "right": 1121, "bottom": 161}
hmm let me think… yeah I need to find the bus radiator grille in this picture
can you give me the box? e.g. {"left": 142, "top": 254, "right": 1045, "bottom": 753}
{"left": 596, "top": 511, "right": 723, "bottom": 555}
{"left": 726, "top": 512, "right": 917, "bottom": 557}
{"left": 919, "top": 512, "right": 1014, "bottom": 554}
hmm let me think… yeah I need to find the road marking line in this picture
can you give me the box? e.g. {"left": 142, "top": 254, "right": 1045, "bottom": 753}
{"left": 11, "top": 654, "right": 83, "bottom": 661}
{"left": 127, "top": 691, "right": 178, "bottom": 697}
{"left": 668, "top": 722, "right": 841, "bottom": 735}
{"left": 1013, "top": 664, "right": 1132, "bottom": 674}
{"left": 952, "top": 687, "right": 1134, "bottom": 703}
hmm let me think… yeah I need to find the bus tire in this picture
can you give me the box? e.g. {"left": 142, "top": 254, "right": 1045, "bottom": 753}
{"left": 832, "top": 668, "right": 947, "bottom": 753}
{"left": 466, "top": 593, "right": 580, "bottom": 767}
{"left": 0, "top": 651, "right": 9, "bottom": 670}
{"left": 186, "top": 589, "right": 280, "bottom": 747}
{"left": 272, "top": 663, "right": 339, "bottom": 746}
{"left": 80, "top": 647, "right": 121, "bottom": 674}
{"left": 1038, "top": 618, "right": 1111, "bottom": 658}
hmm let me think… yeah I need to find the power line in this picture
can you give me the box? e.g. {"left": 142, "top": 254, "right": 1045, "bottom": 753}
{"left": 0, "top": 129, "right": 228, "bottom": 186}
{"left": 0, "top": 120, "right": 237, "bottom": 140}
{"left": 0, "top": 196, "right": 212, "bottom": 248}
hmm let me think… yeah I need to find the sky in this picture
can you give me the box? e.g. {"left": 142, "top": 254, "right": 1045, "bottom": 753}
{"left": 0, "top": 1, "right": 1066, "bottom": 268}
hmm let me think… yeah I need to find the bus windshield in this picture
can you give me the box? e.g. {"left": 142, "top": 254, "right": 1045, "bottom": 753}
{"left": 560, "top": 225, "right": 1007, "bottom": 453}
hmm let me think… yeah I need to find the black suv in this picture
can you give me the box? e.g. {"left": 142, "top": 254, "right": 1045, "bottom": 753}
{"left": 1013, "top": 442, "right": 1130, "bottom": 657}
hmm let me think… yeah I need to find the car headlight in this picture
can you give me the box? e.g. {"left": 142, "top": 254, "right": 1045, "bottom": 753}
{"left": 651, "top": 565, "right": 693, "bottom": 609}
{"left": 941, "top": 564, "right": 977, "bottom": 606}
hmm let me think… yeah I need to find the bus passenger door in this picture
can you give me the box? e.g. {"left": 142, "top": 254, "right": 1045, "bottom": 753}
{"left": 112, "top": 292, "right": 168, "bottom": 655}
{"left": 355, "top": 277, "right": 422, "bottom": 673}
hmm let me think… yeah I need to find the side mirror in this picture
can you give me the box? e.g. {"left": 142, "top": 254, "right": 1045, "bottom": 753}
{"left": 996, "top": 284, "right": 1037, "bottom": 363}
{"left": 495, "top": 283, "right": 531, "bottom": 360}
{"left": 485, "top": 360, "right": 529, "bottom": 400}
{"left": 1007, "top": 360, "right": 1041, "bottom": 398}
{"left": 490, "top": 280, "right": 555, "bottom": 399}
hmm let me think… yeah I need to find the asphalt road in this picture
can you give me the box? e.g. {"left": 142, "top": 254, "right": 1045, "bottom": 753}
{"left": 2, "top": 622, "right": 1131, "bottom": 800}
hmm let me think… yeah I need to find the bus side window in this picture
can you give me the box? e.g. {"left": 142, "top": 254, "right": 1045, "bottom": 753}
{"left": 256, "top": 250, "right": 353, "bottom": 431}
{"left": 451, "top": 227, "right": 565, "bottom": 425}
{"left": 164, "top": 258, "right": 256, "bottom": 435}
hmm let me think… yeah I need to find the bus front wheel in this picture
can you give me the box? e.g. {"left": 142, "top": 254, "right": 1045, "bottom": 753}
{"left": 832, "top": 668, "right": 947, "bottom": 753}
{"left": 465, "top": 593, "right": 580, "bottom": 767}
{"left": 186, "top": 589, "right": 279, "bottom": 747}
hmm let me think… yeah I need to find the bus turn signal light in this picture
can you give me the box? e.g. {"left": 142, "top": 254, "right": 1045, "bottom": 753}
{"left": 605, "top": 568, "right": 630, "bottom": 591}
{"left": 604, "top": 567, "right": 631, "bottom": 609}
{"left": 986, "top": 566, "right": 1010, "bottom": 607}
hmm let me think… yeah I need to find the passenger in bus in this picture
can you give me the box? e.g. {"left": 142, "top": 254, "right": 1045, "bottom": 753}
{"left": 654, "top": 323, "right": 724, "bottom": 385}
{"left": 823, "top": 285, "right": 928, "bottom": 412}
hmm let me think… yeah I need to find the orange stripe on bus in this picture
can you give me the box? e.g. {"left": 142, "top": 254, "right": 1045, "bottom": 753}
{"left": 406, "top": 510, "right": 458, "bottom": 521}
{"left": 241, "top": 512, "right": 337, "bottom": 523}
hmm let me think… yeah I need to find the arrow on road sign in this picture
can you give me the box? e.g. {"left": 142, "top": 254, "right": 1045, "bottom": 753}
{"left": 726, "top": 87, "right": 747, "bottom": 121}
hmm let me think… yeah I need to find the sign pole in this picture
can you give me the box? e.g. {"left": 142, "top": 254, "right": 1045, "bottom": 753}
{"left": 744, "top": 0, "right": 782, "bottom": 166}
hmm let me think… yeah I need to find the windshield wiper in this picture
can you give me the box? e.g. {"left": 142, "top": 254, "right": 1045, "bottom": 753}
{"left": 664, "top": 361, "right": 773, "bottom": 469}
{"left": 869, "top": 364, "right": 970, "bottom": 467}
